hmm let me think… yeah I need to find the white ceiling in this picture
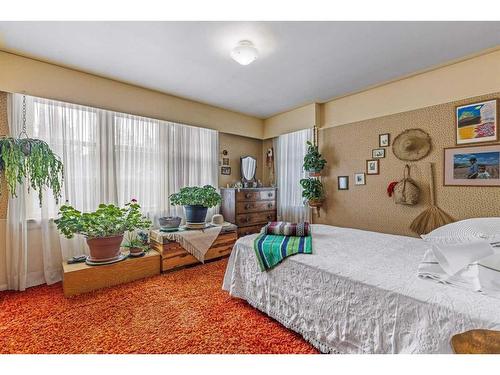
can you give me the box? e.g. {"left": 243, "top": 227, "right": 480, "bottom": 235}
{"left": 0, "top": 21, "right": 499, "bottom": 118}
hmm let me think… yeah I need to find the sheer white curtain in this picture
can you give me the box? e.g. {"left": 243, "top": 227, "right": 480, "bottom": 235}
{"left": 274, "top": 128, "right": 313, "bottom": 223}
{"left": 6, "top": 93, "right": 218, "bottom": 290}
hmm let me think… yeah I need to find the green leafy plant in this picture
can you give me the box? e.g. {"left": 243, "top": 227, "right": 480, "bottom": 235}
{"left": 303, "top": 141, "right": 327, "bottom": 173}
{"left": 169, "top": 185, "right": 221, "bottom": 207}
{"left": 123, "top": 231, "right": 150, "bottom": 252}
{"left": 0, "top": 137, "right": 64, "bottom": 206}
{"left": 55, "top": 199, "right": 152, "bottom": 239}
{"left": 300, "top": 178, "right": 325, "bottom": 201}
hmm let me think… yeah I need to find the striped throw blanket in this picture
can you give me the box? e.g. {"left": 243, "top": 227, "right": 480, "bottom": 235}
{"left": 254, "top": 232, "right": 312, "bottom": 271}
{"left": 264, "top": 221, "right": 310, "bottom": 237}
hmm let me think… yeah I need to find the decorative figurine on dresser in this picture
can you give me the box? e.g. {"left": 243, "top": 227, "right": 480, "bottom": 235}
{"left": 221, "top": 156, "right": 277, "bottom": 237}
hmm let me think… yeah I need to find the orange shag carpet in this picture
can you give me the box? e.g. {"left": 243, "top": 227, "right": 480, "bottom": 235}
{"left": 0, "top": 258, "right": 318, "bottom": 354}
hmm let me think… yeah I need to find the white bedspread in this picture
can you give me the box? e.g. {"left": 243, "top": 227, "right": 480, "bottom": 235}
{"left": 222, "top": 224, "right": 500, "bottom": 354}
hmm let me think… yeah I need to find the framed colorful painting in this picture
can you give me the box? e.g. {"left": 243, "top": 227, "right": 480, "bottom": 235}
{"left": 444, "top": 144, "right": 500, "bottom": 186}
{"left": 456, "top": 99, "right": 498, "bottom": 145}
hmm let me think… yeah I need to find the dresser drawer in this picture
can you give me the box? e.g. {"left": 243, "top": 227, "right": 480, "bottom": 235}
{"left": 236, "top": 190, "right": 276, "bottom": 201}
{"left": 236, "top": 200, "right": 276, "bottom": 213}
{"left": 237, "top": 225, "right": 264, "bottom": 237}
{"left": 236, "top": 211, "right": 276, "bottom": 226}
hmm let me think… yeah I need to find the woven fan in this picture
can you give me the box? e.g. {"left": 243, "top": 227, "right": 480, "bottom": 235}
{"left": 410, "top": 162, "right": 454, "bottom": 235}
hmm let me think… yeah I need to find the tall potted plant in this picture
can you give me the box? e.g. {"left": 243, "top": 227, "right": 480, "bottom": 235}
{"left": 55, "top": 199, "right": 152, "bottom": 263}
{"left": 169, "top": 185, "right": 221, "bottom": 224}
{"left": 303, "top": 141, "right": 327, "bottom": 177}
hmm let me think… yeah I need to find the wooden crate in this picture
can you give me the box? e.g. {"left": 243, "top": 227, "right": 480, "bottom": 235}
{"left": 150, "top": 231, "right": 237, "bottom": 272}
{"left": 62, "top": 250, "right": 160, "bottom": 297}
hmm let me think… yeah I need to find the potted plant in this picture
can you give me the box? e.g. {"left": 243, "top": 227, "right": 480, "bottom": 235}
{"left": 169, "top": 185, "right": 221, "bottom": 224}
{"left": 0, "top": 137, "right": 64, "bottom": 206}
{"left": 123, "top": 230, "right": 150, "bottom": 257}
{"left": 303, "top": 141, "right": 327, "bottom": 177}
{"left": 55, "top": 199, "right": 152, "bottom": 262}
{"left": 300, "top": 178, "right": 325, "bottom": 208}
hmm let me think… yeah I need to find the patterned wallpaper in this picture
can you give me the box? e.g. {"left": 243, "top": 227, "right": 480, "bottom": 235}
{"left": 0, "top": 92, "right": 8, "bottom": 219}
{"left": 315, "top": 92, "right": 500, "bottom": 237}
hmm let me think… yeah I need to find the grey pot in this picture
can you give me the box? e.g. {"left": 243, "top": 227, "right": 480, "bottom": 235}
{"left": 159, "top": 216, "right": 182, "bottom": 228}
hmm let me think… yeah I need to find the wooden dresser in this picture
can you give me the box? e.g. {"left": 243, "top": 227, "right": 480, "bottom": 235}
{"left": 220, "top": 188, "right": 277, "bottom": 237}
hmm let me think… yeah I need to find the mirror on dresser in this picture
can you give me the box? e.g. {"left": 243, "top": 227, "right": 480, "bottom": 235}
{"left": 240, "top": 156, "right": 257, "bottom": 186}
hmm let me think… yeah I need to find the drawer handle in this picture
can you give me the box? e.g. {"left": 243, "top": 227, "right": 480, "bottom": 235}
{"left": 266, "top": 215, "right": 273, "bottom": 220}
{"left": 241, "top": 216, "right": 249, "bottom": 223}
{"left": 245, "top": 204, "right": 251, "bottom": 209}
{"left": 267, "top": 192, "right": 273, "bottom": 197}
{"left": 245, "top": 193, "right": 252, "bottom": 199}
{"left": 267, "top": 203, "right": 273, "bottom": 209}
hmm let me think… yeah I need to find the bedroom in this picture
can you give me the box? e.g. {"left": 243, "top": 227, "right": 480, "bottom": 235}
{"left": 1, "top": 1, "right": 500, "bottom": 373}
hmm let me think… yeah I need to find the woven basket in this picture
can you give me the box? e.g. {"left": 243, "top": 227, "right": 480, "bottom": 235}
{"left": 394, "top": 164, "right": 420, "bottom": 205}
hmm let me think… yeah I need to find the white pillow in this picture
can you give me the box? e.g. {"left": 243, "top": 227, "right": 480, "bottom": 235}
{"left": 421, "top": 217, "right": 500, "bottom": 243}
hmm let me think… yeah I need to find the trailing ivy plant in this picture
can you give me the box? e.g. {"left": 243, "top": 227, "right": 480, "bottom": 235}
{"left": 169, "top": 185, "right": 221, "bottom": 208}
{"left": 0, "top": 137, "right": 64, "bottom": 206}
{"left": 303, "top": 141, "right": 327, "bottom": 173}
{"left": 300, "top": 178, "right": 325, "bottom": 201}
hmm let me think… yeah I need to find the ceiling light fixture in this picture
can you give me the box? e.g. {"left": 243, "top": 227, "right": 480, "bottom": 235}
{"left": 230, "top": 40, "right": 258, "bottom": 66}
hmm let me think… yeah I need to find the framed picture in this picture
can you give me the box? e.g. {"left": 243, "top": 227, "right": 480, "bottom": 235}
{"left": 222, "top": 158, "right": 230, "bottom": 166}
{"left": 372, "top": 148, "right": 385, "bottom": 158}
{"left": 366, "top": 159, "right": 379, "bottom": 175}
{"left": 338, "top": 176, "right": 349, "bottom": 190}
{"left": 221, "top": 166, "right": 231, "bottom": 175}
{"left": 456, "top": 99, "right": 498, "bottom": 145}
{"left": 379, "top": 133, "right": 390, "bottom": 147}
{"left": 444, "top": 144, "right": 500, "bottom": 186}
{"left": 354, "top": 173, "right": 366, "bottom": 185}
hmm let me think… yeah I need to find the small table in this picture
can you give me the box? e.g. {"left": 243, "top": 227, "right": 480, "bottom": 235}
{"left": 62, "top": 251, "right": 160, "bottom": 297}
{"left": 451, "top": 329, "right": 500, "bottom": 354}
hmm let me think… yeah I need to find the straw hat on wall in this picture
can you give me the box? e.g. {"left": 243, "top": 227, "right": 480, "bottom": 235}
{"left": 392, "top": 128, "right": 432, "bottom": 161}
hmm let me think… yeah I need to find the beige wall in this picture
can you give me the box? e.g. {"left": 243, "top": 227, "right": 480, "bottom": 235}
{"left": 0, "top": 51, "right": 264, "bottom": 139}
{"left": 315, "top": 92, "right": 500, "bottom": 237}
{"left": 218, "top": 133, "right": 264, "bottom": 187}
{"left": 263, "top": 103, "right": 319, "bottom": 139}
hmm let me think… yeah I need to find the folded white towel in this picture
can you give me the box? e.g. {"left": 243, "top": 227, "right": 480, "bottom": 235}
{"left": 477, "top": 254, "right": 500, "bottom": 298}
{"left": 417, "top": 249, "right": 477, "bottom": 291}
{"left": 431, "top": 240, "right": 495, "bottom": 275}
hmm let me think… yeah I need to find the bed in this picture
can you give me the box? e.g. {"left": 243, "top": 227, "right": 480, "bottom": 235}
{"left": 222, "top": 224, "right": 500, "bottom": 354}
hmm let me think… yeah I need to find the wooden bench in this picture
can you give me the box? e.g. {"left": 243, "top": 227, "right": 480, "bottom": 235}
{"left": 62, "top": 250, "right": 160, "bottom": 297}
{"left": 150, "top": 230, "right": 237, "bottom": 272}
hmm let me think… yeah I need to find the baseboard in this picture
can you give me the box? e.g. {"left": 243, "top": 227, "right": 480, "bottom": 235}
{"left": 0, "top": 283, "right": 7, "bottom": 291}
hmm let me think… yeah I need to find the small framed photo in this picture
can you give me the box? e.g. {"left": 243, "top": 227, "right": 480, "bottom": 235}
{"left": 372, "top": 148, "right": 385, "bottom": 159}
{"left": 379, "top": 133, "right": 390, "bottom": 147}
{"left": 456, "top": 99, "right": 498, "bottom": 145}
{"left": 354, "top": 173, "right": 366, "bottom": 185}
{"left": 338, "top": 176, "right": 349, "bottom": 190}
{"left": 443, "top": 144, "right": 500, "bottom": 186}
{"left": 366, "top": 160, "right": 379, "bottom": 175}
{"left": 222, "top": 158, "right": 230, "bottom": 166}
{"left": 221, "top": 166, "right": 231, "bottom": 175}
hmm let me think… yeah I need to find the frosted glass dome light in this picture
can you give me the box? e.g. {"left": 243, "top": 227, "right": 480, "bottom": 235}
{"left": 230, "top": 40, "right": 258, "bottom": 66}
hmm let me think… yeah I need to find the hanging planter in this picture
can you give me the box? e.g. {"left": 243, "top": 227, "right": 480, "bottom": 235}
{"left": 300, "top": 178, "right": 325, "bottom": 208}
{"left": 0, "top": 95, "right": 64, "bottom": 206}
{"left": 303, "top": 141, "right": 327, "bottom": 176}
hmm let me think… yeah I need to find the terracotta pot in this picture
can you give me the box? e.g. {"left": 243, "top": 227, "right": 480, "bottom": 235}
{"left": 308, "top": 170, "right": 321, "bottom": 177}
{"left": 129, "top": 247, "right": 144, "bottom": 256}
{"left": 86, "top": 235, "right": 123, "bottom": 262}
{"left": 308, "top": 199, "right": 323, "bottom": 208}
